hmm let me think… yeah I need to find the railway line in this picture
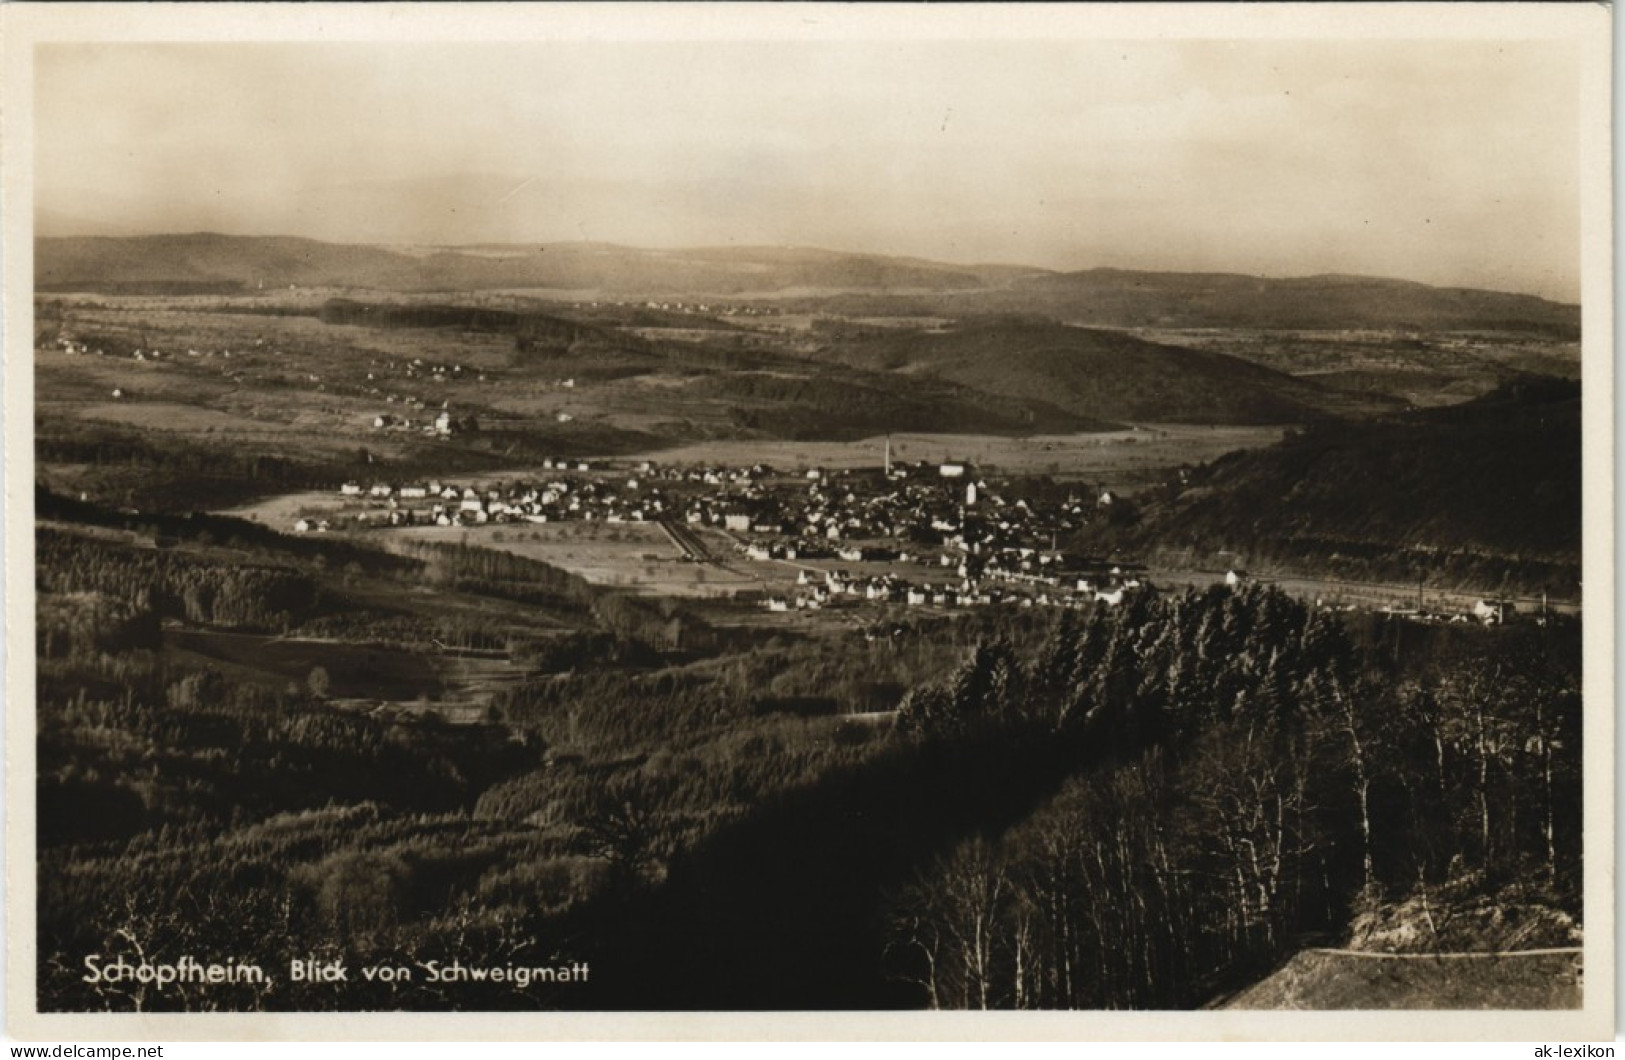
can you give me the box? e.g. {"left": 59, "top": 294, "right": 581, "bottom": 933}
{"left": 657, "top": 518, "right": 718, "bottom": 564}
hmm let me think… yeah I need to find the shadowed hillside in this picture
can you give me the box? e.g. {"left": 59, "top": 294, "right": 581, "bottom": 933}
{"left": 822, "top": 322, "right": 1402, "bottom": 424}
{"left": 1105, "top": 377, "right": 1581, "bottom": 592}
{"left": 686, "top": 371, "right": 1113, "bottom": 440}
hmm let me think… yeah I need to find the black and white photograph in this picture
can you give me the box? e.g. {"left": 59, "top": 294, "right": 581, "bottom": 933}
{"left": 3, "top": 2, "right": 1613, "bottom": 1041}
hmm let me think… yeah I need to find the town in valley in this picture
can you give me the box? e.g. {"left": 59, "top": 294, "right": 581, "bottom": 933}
{"left": 25, "top": 27, "right": 1594, "bottom": 1019}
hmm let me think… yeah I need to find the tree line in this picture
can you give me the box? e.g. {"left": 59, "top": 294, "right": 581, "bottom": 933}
{"left": 882, "top": 585, "right": 1581, "bottom": 1008}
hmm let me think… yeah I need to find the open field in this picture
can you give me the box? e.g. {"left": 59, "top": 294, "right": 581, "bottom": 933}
{"left": 162, "top": 626, "right": 530, "bottom": 722}
{"left": 166, "top": 627, "right": 450, "bottom": 700}
{"left": 35, "top": 344, "right": 436, "bottom": 469}
{"left": 391, "top": 520, "right": 770, "bottom": 597}
{"left": 74, "top": 400, "right": 272, "bottom": 433}
{"left": 217, "top": 490, "right": 339, "bottom": 529}
{"left": 617, "top": 424, "right": 1285, "bottom": 485}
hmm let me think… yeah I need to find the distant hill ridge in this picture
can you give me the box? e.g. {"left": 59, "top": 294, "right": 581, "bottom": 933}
{"left": 1001, "top": 267, "right": 1578, "bottom": 334}
{"left": 36, "top": 233, "right": 1010, "bottom": 297}
{"left": 36, "top": 233, "right": 1578, "bottom": 335}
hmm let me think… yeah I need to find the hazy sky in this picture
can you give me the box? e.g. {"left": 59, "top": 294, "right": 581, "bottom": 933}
{"left": 36, "top": 39, "right": 1581, "bottom": 299}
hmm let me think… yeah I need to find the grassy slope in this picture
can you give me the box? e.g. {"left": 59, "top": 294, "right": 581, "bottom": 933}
{"left": 1221, "top": 950, "right": 1581, "bottom": 1010}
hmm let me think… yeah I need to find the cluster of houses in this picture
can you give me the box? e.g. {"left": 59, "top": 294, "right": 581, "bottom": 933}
{"left": 357, "top": 356, "right": 500, "bottom": 423}
{"left": 311, "top": 458, "right": 1153, "bottom": 611}
{"left": 760, "top": 561, "right": 1150, "bottom": 614}
{"left": 51, "top": 336, "right": 115, "bottom": 357}
{"left": 663, "top": 459, "right": 1096, "bottom": 549}
{"left": 391, "top": 357, "right": 481, "bottom": 384}
{"left": 568, "top": 299, "right": 780, "bottom": 318}
{"left": 49, "top": 334, "right": 244, "bottom": 363}
{"left": 712, "top": 461, "right": 1104, "bottom": 555}
{"left": 299, "top": 454, "right": 1542, "bottom": 626}
{"left": 49, "top": 330, "right": 256, "bottom": 395}
{"left": 319, "top": 459, "right": 860, "bottom": 532}
{"left": 371, "top": 408, "right": 479, "bottom": 439}
{"left": 320, "top": 458, "right": 859, "bottom": 532}
{"left": 691, "top": 460, "right": 1153, "bottom": 613}
{"left": 1377, "top": 597, "right": 1520, "bottom": 626}
{"left": 322, "top": 465, "right": 662, "bottom": 529}
{"left": 361, "top": 362, "right": 585, "bottom": 433}
{"left": 364, "top": 357, "right": 489, "bottom": 390}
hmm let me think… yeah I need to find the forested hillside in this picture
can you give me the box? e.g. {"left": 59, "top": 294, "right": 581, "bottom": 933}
{"left": 992, "top": 269, "right": 1581, "bottom": 337}
{"left": 1101, "top": 378, "right": 1582, "bottom": 595}
{"left": 877, "top": 589, "right": 1580, "bottom": 1008}
{"left": 38, "top": 502, "right": 1580, "bottom": 1011}
{"left": 823, "top": 322, "right": 1400, "bottom": 424}
{"left": 685, "top": 371, "right": 1101, "bottom": 438}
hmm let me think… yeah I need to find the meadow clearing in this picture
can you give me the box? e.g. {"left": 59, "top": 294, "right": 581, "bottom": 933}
{"left": 614, "top": 424, "right": 1284, "bottom": 484}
